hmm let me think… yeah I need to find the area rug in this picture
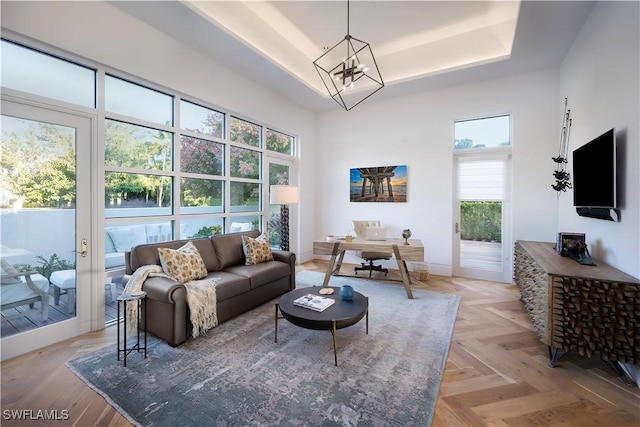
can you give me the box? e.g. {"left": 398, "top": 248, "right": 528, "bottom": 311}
{"left": 67, "top": 271, "right": 460, "bottom": 427}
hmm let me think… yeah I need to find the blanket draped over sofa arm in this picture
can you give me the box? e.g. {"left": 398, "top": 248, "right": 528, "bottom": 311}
{"left": 182, "top": 277, "right": 220, "bottom": 337}
{"left": 123, "top": 265, "right": 220, "bottom": 338}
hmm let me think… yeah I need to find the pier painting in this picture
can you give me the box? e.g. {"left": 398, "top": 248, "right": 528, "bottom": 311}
{"left": 350, "top": 165, "right": 407, "bottom": 203}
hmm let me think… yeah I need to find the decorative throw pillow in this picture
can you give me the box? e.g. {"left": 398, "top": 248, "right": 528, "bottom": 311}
{"left": 242, "top": 234, "right": 274, "bottom": 265}
{"left": 158, "top": 241, "right": 208, "bottom": 283}
{"left": 0, "top": 259, "right": 22, "bottom": 284}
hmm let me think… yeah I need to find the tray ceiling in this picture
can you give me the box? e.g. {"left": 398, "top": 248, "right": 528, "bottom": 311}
{"left": 111, "top": 1, "right": 596, "bottom": 112}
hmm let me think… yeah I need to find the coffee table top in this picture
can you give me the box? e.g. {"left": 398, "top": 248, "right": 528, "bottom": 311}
{"left": 278, "top": 287, "right": 368, "bottom": 331}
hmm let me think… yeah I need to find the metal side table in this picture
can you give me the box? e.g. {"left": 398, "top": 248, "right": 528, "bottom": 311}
{"left": 117, "top": 291, "right": 147, "bottom": 367}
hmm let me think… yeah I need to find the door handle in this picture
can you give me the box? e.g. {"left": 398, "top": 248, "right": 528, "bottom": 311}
{"left": 79, "top": 238, "right": 87, "bottom": 257}
{"left": 455, "top": 223, "right": 459, "bottom": 234}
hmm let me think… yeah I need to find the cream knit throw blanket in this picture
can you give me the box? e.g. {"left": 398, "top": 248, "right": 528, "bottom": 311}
{"left": 123, "top": 265, "right": 220, "bottom": 338}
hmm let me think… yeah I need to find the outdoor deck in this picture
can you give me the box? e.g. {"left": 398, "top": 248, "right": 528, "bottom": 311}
{"left": 1, "top": 276, "right": 125, "bottom": 338}
{"left": 460, "top": 240, "right": 502, "bottom": 271}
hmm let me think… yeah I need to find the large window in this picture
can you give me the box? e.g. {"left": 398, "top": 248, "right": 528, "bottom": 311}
{"left": 1, "top": 39, "right": 297, "bottom": 270}
{"left": 102, "top": 76, "right": 289, "bottom": 249}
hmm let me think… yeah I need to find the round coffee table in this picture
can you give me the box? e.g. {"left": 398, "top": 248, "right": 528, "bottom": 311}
{"left": 275, "top": 286, "right": 368, "bottom": 366}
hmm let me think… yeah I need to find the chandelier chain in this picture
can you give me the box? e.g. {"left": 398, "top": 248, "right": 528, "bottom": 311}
{"left": 347, "top": 0, "right": 350, "bottom": 35}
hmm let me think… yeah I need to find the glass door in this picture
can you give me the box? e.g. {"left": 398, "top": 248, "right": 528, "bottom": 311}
{"left": 453, "top": 156, "right": 511, "bottom": 282}
{"left": 452, "top": 115, "right": 512, "bottom": 283}
{"left": 1, "top": 99, "right": 93, "bottom": 360}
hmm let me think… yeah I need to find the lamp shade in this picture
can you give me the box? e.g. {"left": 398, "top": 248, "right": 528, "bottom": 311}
{"left": 270, "top": 185, "right": 299, "bottom": 205}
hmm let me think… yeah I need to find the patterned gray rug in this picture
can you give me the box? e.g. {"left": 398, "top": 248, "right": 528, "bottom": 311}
{"left": 67, "top": 271, "right": 460, "bottom": 427}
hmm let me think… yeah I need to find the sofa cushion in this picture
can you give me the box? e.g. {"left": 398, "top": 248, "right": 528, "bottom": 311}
{"left": 210, "top": 230, "right": 260, "bottom": 269}
{"left": 204, "top": 271, "right": 251, "bottom": 301}
{"left": 129, "top": 237, "right": 220, "bottom": 273}
{"left": 158, "top": 241, "right": 208, "bottom": 283}
{"left": 241, "top": 234, "right": 273, "bottom": 265}
{"left": 223, "top": 260, "right": 290, "bottom": 289}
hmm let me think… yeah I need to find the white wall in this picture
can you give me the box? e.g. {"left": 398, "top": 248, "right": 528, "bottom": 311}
{"left": 315, "top": 69, "right": 560, "bottom": 276}
{"left": 1, "top": 0, "right": 318, "bottom": 260}
{"left": 559, "top": 1, "right": 640, "bottom": 278}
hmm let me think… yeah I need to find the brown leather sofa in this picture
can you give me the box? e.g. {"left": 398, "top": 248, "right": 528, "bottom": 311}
{"left": 124, "top": 230, "right": 296, "bottom": 346}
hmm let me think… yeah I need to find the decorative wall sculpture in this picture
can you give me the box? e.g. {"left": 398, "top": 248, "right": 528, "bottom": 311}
{"left": 350, "top": 165, "right": 407, "bottom": 202}
{"left": 552, "top": 98, "right": 573, "bottom": 195}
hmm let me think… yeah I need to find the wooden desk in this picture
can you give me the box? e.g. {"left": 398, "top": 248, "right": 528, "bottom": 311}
{"left": 313, "top": 238, "right": 424, "bottom": 299}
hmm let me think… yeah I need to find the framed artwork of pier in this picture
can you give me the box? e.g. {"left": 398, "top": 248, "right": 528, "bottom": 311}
{"left": 350, "top": 165, "right": 407, "bottom": 203}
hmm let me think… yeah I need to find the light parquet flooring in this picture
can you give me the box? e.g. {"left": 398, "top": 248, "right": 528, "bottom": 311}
{"left": 1, "top": 260, "right": 638, "bottom": 426}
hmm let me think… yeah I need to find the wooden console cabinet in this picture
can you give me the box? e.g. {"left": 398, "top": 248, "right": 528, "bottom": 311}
{"left": 513, "top": 241, "right": 640, "bottom": 366}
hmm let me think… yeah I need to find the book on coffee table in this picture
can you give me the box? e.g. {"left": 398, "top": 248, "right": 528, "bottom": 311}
{"left": 293, "top": 294, "right": 335, "bottom": 312}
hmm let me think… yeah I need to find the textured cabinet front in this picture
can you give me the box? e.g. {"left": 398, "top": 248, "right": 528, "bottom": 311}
{"left": 514, "top": 241, "right": 640, "bottom": 365}
{"left": 513, "top": 243, "right": 549, "bottom": 343}
{"left": 551, "top": 276, "right": 639, "bottom": 364}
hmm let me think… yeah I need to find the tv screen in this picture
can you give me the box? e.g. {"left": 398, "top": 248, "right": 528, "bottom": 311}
{"left": 572, "top": 128, "right": 616, "bottom": 208}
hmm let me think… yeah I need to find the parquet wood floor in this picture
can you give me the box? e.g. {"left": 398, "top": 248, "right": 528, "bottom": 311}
{"left": 1, "top": 261, "right": 638, "bottom": 426}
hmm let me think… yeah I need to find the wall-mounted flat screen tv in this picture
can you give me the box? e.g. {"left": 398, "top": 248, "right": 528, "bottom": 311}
{"left": 572, "top": 128, "right": 616, "bottom": 208}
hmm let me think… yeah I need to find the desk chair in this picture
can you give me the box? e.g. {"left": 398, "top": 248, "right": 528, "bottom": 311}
{"left": 352, "top": 220, "right": 391, "bottom": 277}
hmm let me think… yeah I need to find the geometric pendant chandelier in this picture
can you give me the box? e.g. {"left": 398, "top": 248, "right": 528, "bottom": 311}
{"left": 313, "top": 0, "right": 384, "bottom": 111}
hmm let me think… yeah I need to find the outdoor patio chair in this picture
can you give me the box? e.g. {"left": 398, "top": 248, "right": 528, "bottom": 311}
{"left": 1, "top": 260, "right": 50, "bottom": 321}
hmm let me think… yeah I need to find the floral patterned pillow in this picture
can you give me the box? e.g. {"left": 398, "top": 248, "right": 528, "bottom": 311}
{"left": 158, "top": 241, "right": 208, "bottom": 283}
{"left": 242, "top": 234, "right": 274, "bottom": 265}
